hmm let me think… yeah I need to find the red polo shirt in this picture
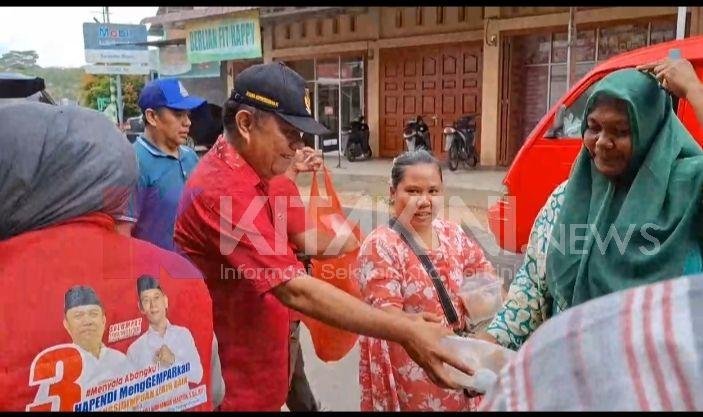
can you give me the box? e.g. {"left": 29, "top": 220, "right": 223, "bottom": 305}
{"left": 268, "top": 174, "right": 313, "bottom": 324}
{"left": 174, "top": 136, "right": 306, "bottom": 411}
{"left": 267, "top": 174, "right": 312, "bottom": 248}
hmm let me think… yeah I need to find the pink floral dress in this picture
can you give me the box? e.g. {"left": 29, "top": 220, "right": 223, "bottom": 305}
{"left": 355, "top": 218, "right": 497, "bottom": 411}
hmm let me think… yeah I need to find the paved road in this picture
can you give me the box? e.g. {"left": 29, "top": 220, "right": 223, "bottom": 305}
{"left": 285, "top": 209, "right": 524, "bottom": 411}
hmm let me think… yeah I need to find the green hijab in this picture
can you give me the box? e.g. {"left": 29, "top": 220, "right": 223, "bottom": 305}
{"left": 545, "top": 68, "right": 703, "bottom": 309}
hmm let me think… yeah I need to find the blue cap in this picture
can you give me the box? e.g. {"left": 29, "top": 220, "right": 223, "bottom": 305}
{"left": 138, "top": 78, "right": 206, "bottom": 112}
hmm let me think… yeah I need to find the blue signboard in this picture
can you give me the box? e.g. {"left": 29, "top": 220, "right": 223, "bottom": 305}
{"left": 83, "top": 23, "right": 149, "bottom": 65}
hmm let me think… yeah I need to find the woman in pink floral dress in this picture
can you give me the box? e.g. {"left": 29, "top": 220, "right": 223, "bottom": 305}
{"left": 355, "top": 150, "right": 498, "bottom": 411}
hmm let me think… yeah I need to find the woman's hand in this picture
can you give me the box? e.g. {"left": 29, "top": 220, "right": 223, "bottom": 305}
{"left": 637, "top": 58, "right": 702, "bottom": 99}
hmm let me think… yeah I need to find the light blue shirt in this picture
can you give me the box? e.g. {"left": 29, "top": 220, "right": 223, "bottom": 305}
{"left": 128, "top": 136, "right": 198, "bottom": 251}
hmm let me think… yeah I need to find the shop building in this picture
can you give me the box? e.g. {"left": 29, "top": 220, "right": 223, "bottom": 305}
{"left": 143, "top": 6, "right": 703, "bottom": 166}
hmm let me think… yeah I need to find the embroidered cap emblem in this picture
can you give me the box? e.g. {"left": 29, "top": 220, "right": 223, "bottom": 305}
{"left": 304, "top": 88, "right": 312, "bottom": 115}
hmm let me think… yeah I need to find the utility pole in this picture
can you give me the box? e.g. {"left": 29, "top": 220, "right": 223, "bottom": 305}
{"left": 103, "top": 6, "right": 124, "bottom": 127}
{"left": 566, "top": 7, "right": 577, "bottom": 89}
{"left": 676, "top": 7, "right": 687, "bottom": 40}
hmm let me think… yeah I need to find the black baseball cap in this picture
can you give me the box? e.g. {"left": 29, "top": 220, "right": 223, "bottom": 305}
{"left": 137, "top": 274, "right": 162, "bottom": 297}
{"left": 230, "top": 62, "right": 331, "bottom": 135}
{"left": 64, "top": 285, "right": 103, "bottom": 312}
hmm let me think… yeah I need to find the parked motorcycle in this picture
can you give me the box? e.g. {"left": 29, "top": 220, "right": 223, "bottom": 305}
{"left": 342, "top": 115, "right": 372, "bottom": 162}
{"left": 403, "top": 115, "right": 432, "bottom": 152}
{"left": 443, "top": 115, "right": 478, "bottom": 170}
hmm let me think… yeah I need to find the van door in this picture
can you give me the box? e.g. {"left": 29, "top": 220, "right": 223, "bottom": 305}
{"left": 505, "top": 76, "right": 603, "bottom": 252}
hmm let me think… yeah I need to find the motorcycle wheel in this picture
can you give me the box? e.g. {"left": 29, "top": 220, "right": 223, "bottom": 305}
{"left": 448, "top": 141, "right": 461, "bottom": 171}
{"left": 347, "top": 144, "right": 358, "bottom": 162}
{"left": 467, "top": 152, "right": 479, "bottom": 168}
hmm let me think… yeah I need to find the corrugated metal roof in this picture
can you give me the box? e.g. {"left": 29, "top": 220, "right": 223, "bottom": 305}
{"left": 140, "top": 7, "right": 258, "bottom": 26}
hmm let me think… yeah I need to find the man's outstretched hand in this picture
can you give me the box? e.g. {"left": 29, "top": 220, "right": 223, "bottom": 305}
{"left": 399, "top": 317, "right": 475, "bottom": 390}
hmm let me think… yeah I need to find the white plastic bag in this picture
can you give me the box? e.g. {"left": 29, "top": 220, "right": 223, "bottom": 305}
{"left": 458, "top": 274, "right": 503, "bottom": 327}
{"left": 440, "top": 335, "right": 516, "bottom": 393}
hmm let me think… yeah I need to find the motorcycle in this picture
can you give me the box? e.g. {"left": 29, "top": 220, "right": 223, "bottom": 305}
{"left": 403, "top": 115, "right": 432, "bottom": 152}
{"left": 443, "top": 115, "right": 478, "bottom": 170}
{"left": 342, "top": 115, "right": 372, "bottom": 162}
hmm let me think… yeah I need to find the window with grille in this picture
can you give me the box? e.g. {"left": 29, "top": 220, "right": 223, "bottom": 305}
{"left": 515, "top": 20, "right": 676, "bottom": 140}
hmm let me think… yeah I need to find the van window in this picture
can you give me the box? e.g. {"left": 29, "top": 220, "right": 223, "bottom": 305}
{"left": 557, "top": 83, "right": 597, "bottom": 138}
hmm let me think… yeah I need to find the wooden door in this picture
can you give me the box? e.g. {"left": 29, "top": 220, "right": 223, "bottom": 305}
{"left": 379, "top": 42, "right": 482, "bottom": 159}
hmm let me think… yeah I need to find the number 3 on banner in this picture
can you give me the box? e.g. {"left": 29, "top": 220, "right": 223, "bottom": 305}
{"left": 26, "top": 344, "right": 83, "bottom": 411}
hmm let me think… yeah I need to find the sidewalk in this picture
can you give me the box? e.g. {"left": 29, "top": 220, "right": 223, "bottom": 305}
{"left": 296, "top": 155, "right": 508, "bottom": 211}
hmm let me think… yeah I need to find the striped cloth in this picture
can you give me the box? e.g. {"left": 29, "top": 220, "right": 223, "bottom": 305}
{"left": 480, "top": 274, "right": 703, "bottom": 411}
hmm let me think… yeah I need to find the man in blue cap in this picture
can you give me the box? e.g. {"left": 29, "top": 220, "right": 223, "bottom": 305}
{"left": 125, "top": 78, "right": 206, "bottom": 251}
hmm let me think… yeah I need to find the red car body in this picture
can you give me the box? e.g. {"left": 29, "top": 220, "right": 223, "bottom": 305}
{"left": 488, "top": 35, "right": 703, "bottom": 253}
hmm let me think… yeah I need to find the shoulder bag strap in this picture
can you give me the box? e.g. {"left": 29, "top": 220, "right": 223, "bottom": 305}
{"left": 388, "top": 217, "right": 460, "bottom": 326}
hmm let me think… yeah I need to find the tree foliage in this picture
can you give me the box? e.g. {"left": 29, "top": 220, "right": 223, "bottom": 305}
{"left": 0, "top": 49, "right": 145, "bottom": 113}
{"left": 0, "top": 50, "right": 39, "bottom": 71}
{"left": 80, "top": 74, "right": 145, "bottom": 118}
{"left": 35, "top": 67, "right": 85, "bottom": 102}
{"left": 0, "top": 50, "right": 84, "bottom": 103}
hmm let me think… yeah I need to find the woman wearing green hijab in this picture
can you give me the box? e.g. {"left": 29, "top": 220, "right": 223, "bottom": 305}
{"left": 484, "top": 68, "right": 703, "bottom": 350}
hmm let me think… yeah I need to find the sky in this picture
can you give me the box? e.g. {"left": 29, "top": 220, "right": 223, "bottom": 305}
{"left": 0, "top": 7, "right": 159, "bottom": 68}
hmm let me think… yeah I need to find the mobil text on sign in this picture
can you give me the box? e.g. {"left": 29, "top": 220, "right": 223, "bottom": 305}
{"left": 83, "top": 22, "right": 149, "bottom": 66}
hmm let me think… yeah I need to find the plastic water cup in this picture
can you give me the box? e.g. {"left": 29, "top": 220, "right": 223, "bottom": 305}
{"left": 458, "top": 274, "right": 503, "bottom": 325}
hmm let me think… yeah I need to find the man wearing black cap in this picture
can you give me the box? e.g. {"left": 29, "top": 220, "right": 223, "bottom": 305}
{"left": 174, "top": 62, "right": 471, "bottom": 411}
{"left": 127, "top": 275, "right": 203, "bottom": 386}
{"left": 125, "top": 78, "right": 206, "bottom": 251}
{"left": 63, "top": 285, "right": 133, "bottom": 390}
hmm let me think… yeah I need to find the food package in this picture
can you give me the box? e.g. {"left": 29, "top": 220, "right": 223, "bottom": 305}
{"left": 440, "top": 335, "right": 516, "bottom": 393}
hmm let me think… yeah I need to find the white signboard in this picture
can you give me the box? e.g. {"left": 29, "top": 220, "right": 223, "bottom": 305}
{"left": 157, "top": 45, "right": 220, "bottom": 79}
{"left": 84, "top": 63, "right": 151, "bottom": 75}
{"left": 85, "top": 50, "right": 150, "bottom": 65}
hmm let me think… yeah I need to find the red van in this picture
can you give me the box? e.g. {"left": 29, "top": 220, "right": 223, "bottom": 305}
{"left": 488, "top": 35, "right": 703, "bottom": 253}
